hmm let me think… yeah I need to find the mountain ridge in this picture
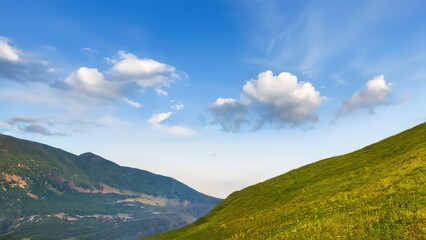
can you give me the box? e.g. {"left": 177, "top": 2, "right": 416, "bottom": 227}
{"left": 0, "top": 133, "right": 220, "bottom": 239}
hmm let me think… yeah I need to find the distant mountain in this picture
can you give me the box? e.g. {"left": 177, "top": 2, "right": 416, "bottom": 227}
{"left": 0, "top": 134, "right": 220, "bottom": 239}
{"left": 147, "top": 123, "right": 426, "bottom": 239}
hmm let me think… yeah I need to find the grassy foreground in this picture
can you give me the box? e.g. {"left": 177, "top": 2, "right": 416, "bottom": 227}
{"left": 145, "top": 123, "right": 426, "bottom": 239}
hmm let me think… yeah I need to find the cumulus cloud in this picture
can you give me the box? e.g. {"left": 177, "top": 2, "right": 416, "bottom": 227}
{"left": 208, "top": 98, "right": 249, "bottom": 132}
{"left": 51, "top": 50, "right": 182, "bottom": 110}
{"left": 0, "top": 38, "right": 186, "bottom": 137}
{"left": 208, "top": 71, "right": 325, "bottom": 132}
{"left": 155, "top": 87, "right": 168, "bottom": 96}
{"left": 243, "top": 71, "right": 324, "bottom": 126}
{"left": 124, "top": 98, "right": 141, "bottom": 108}
{"left": 1, "top": 40, "right": 181, "bottom": 114}
{"left": 0, "top": 37, "right": 20, "bottom": 62}
{"left": 106, "top": 51, "right": 180, "bottom": 87}
{"left": 148, "top": 112, "right": 194, "bottom": 137}
{"left": 64, "top": 67, "right": 118, "bottom": 99}
{"left": 333, "top": 74, "right": 393, "bottom": 122}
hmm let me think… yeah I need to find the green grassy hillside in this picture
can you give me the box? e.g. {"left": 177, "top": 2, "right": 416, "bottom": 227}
{"left": 146, "top": 123, "right": 426, "bottom": 239}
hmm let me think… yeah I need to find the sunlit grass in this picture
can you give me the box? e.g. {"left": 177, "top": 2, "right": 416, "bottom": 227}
{"left": 146, "top": 123, "right": 426, "bottom": 239}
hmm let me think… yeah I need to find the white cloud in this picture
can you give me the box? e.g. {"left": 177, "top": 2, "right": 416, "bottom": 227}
{"left": 148, "top": 112, "right": 173, "bottom": 125}
{"left": 243, "top": 70, "right": 324, "bottom": 126}
{"left": 124, "top": 98, "right": 141, "bottom": 108}
{"left": 209, "top": 71, "right": 325, "bottom": 132}
{"left": 148, "top": 112, "right": 194, "bottom": 137}
{"left": 0, "top": 38, "right": 186, "bottom": 137}
{"left": 107, "top": 51, "right": 180, "bottom": 87}
{"left": 47, "top": 67, "right": 57, "bottom": 73}
{"left": 172, "top": 103, "right": 184, "bottom": 111}
{"left": 155, "top": 87, "right": 168, "bottom": 96}
{"left": 0, "top": 73, "right": 136, "bottom": 136}
{"left": 82, "top": 47, "right": 97, "bottom": 53}
{"left": 334, "top": 74, "right": 393, "bottom": 121}
{"left": 0, "top": 37, "right": 19, "bottom": 62}
{"left": 0, "top": 37, "right": 52, "bottom": 83}
{"left": 65, "top": 67, "right": 118, "bottom": 98}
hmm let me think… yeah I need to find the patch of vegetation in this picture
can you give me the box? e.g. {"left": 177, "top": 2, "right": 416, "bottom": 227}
{"left": 0, "top": 134, "right": 220, "bottom": 239}
{"left": 146, "top": 123, "right": 426, "bottom": 239}
{"left": 75, "top": 152, "right": 220, "bottom": 204}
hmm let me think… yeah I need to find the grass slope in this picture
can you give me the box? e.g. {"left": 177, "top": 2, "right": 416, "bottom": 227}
{"left": 146, "top": 123, "right": 426, "bottom": 239}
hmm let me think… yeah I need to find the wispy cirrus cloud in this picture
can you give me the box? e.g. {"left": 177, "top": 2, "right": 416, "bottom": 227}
{"left": 240, "top": 1, "right": 398, "bottom": 77}
{"left": 124, "top": 98, "right": 141, "bottom": 108}
{"left": 7, "top": 115, "right": 40, "bottom": 125}
{"left": 81, "top": 47, "right": 98, "bottom": 54}
{"left": 21, "top": 124, "right": 65, "bottom": 136}
{"left": 155, "top": 87, "right": 168, "bottom": 96}
{"left": 2, "top": 115, "right": 66, "bottom": 136}
{"left": 0, "top": 114, "right": 133, "bottom": 137}
{"left": 0, "top": 36, "right": 54, "bottom": 83}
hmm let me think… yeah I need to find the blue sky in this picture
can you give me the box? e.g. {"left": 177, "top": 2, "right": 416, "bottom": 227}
{"left": 1, "top": 0, "right": 426, "bottom": 198}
